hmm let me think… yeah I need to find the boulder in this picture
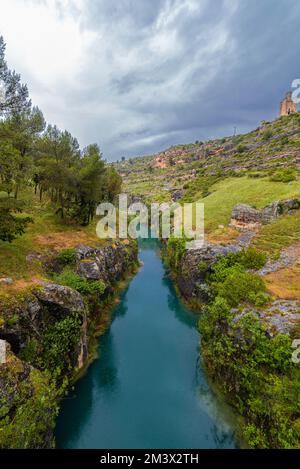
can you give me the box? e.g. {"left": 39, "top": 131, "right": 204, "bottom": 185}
{"left": 171, "top": 189, "right": 184, "bottom": 202}
{"left": 75, "top": 242, "right": 137, "bottom": 282}
{"left": 34, "top": 283, "right": 85, "bottom": 316}
{"left": 230, "top": 204, "right": 262, "bottom": 228}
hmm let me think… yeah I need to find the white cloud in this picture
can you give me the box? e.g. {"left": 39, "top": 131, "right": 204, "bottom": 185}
{"left": 0, "top": 0, "right": 238, "bottom": 158}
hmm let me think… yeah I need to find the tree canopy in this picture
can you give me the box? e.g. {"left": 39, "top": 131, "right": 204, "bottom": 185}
{"left": 0, "top": 35, "right": 121, "bottom": 241}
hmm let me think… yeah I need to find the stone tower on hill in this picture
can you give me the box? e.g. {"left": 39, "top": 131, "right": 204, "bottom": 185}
{"left": 279, "top": 91, "right": 297, "bottom": 116}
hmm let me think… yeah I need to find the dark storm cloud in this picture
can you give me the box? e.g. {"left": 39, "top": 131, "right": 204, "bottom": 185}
{"left": 1, "top": 0, "right": 299, "bottom": 159}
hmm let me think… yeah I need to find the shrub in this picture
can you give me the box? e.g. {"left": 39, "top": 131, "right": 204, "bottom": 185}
{"left": 238, "top": 247, "right": 267, "bottom": 270}
{"left": 0, "top": 370, "right": 59, "bottom": 448}
{"left": 208, "top": 249, "right": 266, "bottom": 307}
{"left": 210, "top": 248, "right": 266, "bottom": 281}
{"left": 237, "top": 144, "right": 247, "bottom": 153}
{"left": 42, "top": 315, "right": 81, "bottom": 373}
{"left": 262, "top": 129, "right": 273, "bottom": 140}
{"left": 53, "top": 271, "right": 106, "bottom": 296}
{"left": 199, "top": 307, "right": 300, "bottom": 448}
{"left": 57, "top": 248, "right": 77, "bottom": 265}
{"left": 248, "top": 291, "right": 269, "bottom": 307}
{"left": 269, "top": 168, "right": 297, "bottom": 183}
{"left": 215, "top": 269, "right": 265, "bottom": 307}
{"left": 198, "top": 261, "right": 209, "bottom": 273}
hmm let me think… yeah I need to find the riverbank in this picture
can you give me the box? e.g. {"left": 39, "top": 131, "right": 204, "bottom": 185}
{"left": 0, "top": 240, "right": 139, "bottom": 448}
{"left": 163, "top": 238, "right": 300, "bottom": 448}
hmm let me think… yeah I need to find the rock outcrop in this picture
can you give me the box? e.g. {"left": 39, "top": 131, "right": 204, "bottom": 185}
{"left": 232, "top": 300, "right": 300, "bottom": 337}
{"left": 230, "top": 204, "right": 262, "bottom": 229}
{"left": 230, "top": 197, "right": 300, "bottom": 229}
{"left": 0, "top": 240, "right": 138, "bottom": 448}
{"left": 76, "top": 241, "right": 137, "bottom": 284}
{"left": 35, "top": 283, "right": 85, "bottom": 316}
{"left": 174, "top": 241, "right": 300, "bottom": 337}
{"left": 177, "top": 242, "right": 241, "bottom": 301}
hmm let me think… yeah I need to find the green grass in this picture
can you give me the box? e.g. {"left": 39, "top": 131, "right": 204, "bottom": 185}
{"left": 252, "top": 211, "right": 300, "bottom": 255}
{"left": 194, "top": 177, "right": 300, "bottom": 232}
{"left": 0, "top": 188, "right": 102, "bottom": 280}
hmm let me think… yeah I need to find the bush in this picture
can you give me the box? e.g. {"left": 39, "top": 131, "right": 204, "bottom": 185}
{"left": 237, "top": 144, "right": 247, "bottom": 153}
{"left": 238, "top": 248, "right": 267, "bottom": 270}
{"left": 248, "top": 291, "right": 269, "bottom": 307}
{"left": 262, "top": 129, "right": 273, "bottom": 140}
{"left": 210, "top": 248, "right": 266, "bottom": 283}
{"left": 42, "top": 315, "right": 81, "bottom": 373}
{"left": 0, "top": 208, "right": 33, "bottom": 242}
{"left": 0, "top": 370, "right": 59, "bottom": 448}
{"left": 215, "top": 268, "right": 265, "bottom": 307}
{"left": 269, "top": 168, "right": 297, "bottom": 183}
{"left": 53, "top": 271, "right": 106, "bottom": 296}
{"left": 198, "top": 261, "right": 209, "bottom": 273}
{"left": 57, "top": 248, "right": 77, "bottom": 265}
{"left": 199, "top": 307, "right": 300, "bottom": 448}
{"left": 208, "top": 249, "right": 267, "bottom": 307}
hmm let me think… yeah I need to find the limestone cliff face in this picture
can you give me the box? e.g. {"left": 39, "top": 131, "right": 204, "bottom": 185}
{"left": 177, "top": 243, "right": 241, "bottom": 302}
{"left": 175, "top": 241, "right": 299, "bottom": 336}
{"left": 76, "top": 241, "right": 138, "bottom": 285}
{"left": 0, "top": 240, "right": 138, "bottom": 448}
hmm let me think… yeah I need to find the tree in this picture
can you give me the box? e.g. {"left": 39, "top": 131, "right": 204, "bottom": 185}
{"left": 0, "top": 198, "right": 32, "bottom": 242}
{"left": 70, "top": 143, "right": 106, "bottom": 225}
{"left": 0, "top": 36, "right": 31, "bottom": 117}
{"left": 0, "top": 34, "right": 124, "bottom": 239}
{"left": 0, "top": 36, "right": 34, "bottom": 241}
{"left": 2, "top": 106, "right": 45, "bottom": 198}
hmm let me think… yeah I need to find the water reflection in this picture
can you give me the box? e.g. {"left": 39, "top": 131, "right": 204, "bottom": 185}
{"left": 56, "top": 242, "right": 237, "bottom": 449}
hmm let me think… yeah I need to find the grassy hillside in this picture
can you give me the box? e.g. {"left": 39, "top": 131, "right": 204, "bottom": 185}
{"left": 115, "top": 112, "right": 300, "bottom": 205}
{"left": 115, "top": 112, "right": 300, "bottom": 304}
{"left": 0, "top": 188, "right": 104, "bottom": 298}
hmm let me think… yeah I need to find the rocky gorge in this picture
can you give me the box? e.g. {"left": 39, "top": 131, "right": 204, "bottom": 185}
{"left": 163, "top": 199, "right": 300, "bottom": 448}
{"left": 0, "top": 240, "right": 138, "bottom": 448}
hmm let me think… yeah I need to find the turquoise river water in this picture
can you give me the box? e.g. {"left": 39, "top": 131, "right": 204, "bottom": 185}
{"left": 56, "top": 240, "right": 237, "bottom": 449}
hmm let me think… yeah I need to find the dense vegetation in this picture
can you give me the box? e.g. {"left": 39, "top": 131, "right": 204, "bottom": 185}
{"left": 199, "top": 251, "right": 300, "bottom": 448}
{"left": 0, "top": 36, "right": 121, "bottom": 242}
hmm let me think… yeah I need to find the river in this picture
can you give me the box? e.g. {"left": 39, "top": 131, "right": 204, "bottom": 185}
{"left": 56, "top": 240, "right": 237, "bottom": 449}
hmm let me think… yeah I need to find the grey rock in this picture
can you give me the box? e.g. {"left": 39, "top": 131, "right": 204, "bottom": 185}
{"left": 261, "top": 201, "right": 280, "bottom": 223}
{"left": 26, "top": 252, "right": 44, "bottom": 264}
{"left": 233, "top": 300, "right": 300, "bottom": 337}
{"left": 258, "top": 244, "right": 300, "bottom": 276}
{"left": 76, "top": 244, "right": 96, "bottom": 260}
{"left": 230, "top": 204, "right": 262, "bottom": 226}
{"left": 77, "top": 260, "right": 102, "bottom": 280}
{"left": 35, "top": 283, "right": 85, "bottom": 316}
{"left": 177, "top": 242, "right": 242, "bottom": 301}
{"left": 231, "top": 197, "right": 300, "bottom": 229}
{"left": 172, "top": 189, "right": 184, "bottom": 202}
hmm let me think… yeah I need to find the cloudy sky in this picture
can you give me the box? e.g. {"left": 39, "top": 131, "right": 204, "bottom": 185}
{"left": 0, "top": 0, "right": 299, "bottom": 160}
